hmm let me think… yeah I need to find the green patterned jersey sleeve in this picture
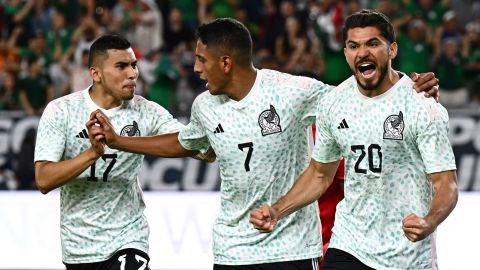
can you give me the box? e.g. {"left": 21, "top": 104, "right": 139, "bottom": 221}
{"left": 34, "top": 101, "right": 67, "bottom": 162}
{"left": 178, "top": 95, "right": 210, "bottom": 153}
{"left": 299, "top": 79, "right": 333, "bottom": 126}
{"left": 141, "top": 98, "right": 184, "bottom": 135}
{"left": 312, "top": 91, "right": 342, "bottom": 163}
{"left": 415, "top": 99, "right": 457, "bottom": 174}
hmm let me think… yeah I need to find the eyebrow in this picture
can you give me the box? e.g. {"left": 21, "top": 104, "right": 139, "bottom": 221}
{"left": 347, "top": 37, "right": 382, "bottom": 45}
{"left": 114, "top": 60, "right": 137, "bottom": 65}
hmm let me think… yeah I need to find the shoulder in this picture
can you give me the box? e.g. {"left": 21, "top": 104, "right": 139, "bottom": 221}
{"left": 321, "top": 76, "right": 356, "bottom": 105}
{"left": 397, "top": 77, "right": 449, "bottom": 122}
{"left": 42, "top": 91, "right": 85, "bottom": 119}
{"left": 261, "top": 69, "right": 330, "bottom": 91}
{"left": 191, "top": 90, "right": 224, "bottom": 108}
{"left": 131, "top": 95, "right": 172, "bottom": 116}
{"left": 334, "top": 75, "right": 357, "bottom": 91}
{"left": 193, "top": 90, "right": 212, "bottom": 103}
{"left": 412, "top": 90, "right": 449, "bottom": 122}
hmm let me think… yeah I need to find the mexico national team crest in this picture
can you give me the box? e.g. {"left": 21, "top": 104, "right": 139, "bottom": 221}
{"left": 258, "top": 104, "right": 282, "bottom": 136}
{"left": 120, "top": 120, "right": 141, "bottom": 137}
{"left": 383, "top": 111, "right": 404, "bottom": 140}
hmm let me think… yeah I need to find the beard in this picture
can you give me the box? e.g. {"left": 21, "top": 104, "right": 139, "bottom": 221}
{"left": 125, "top": 92, "right": 135, "bottom": 100}
{"left": 354, "top": 60, "right": 389, "bottom": 91}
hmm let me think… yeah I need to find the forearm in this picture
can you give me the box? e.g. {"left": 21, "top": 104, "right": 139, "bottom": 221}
{"left": 35, "top": 148, "right": 100, "bottom": 194}
{"left": 425, "top": 171, "right": 458, "bottom": 228}
{"left": 14, "top": 0, "right": 34, "bottom": 22}
{"left": 110, "top": 132, "right": 196, "bottom": 157}
{"left": 273, "top": 160, "right": 339, "bottom": 220}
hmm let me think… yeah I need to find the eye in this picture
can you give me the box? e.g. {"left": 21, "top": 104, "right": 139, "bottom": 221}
{"left": 368, "top": 40, "right": 380, "bottom": 47}
{"left": 348, "top": 44, "right": 358, "bottom": 49}
{"left": 116, "top": 63, "right": 128, "bottom": 70}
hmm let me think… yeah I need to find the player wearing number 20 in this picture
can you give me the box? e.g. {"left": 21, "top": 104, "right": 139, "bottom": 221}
{"left": 34, "top": 35, "right": 184, "bottom": 269}
{"left": 250, "top": 10, "right": 458, "bottom": 270}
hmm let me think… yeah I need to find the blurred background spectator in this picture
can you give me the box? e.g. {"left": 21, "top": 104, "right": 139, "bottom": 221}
{"left": 0, "top": 71, "right": 18, "bottom": 110}
{"left": 463, "top": 18, "right": 480, "bottom": 106}
{"left": 394, "top": 18, "right": 432, "bottom": 76}
{"left": 0, "top": 0, "right": 479, "bottom": 190}
{"left": 17, "top": 54, "right": 53, "bottom": 116}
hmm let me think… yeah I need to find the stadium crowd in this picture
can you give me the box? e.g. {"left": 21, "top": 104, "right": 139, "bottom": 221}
{"left": 0, "top": 0, "right": 479, "bottom": 190}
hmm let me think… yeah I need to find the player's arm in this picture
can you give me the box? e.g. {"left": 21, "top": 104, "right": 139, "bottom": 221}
{"left": 35, "top": 132, "right": 104, "bottom": 194}
{"left": 402, "top": 170, "right": 458, "bottom": 242}
{"left": 409, "top": 72, "right": 440, "bottom": 101}
{"left": 250, "top": 159, "right": 340, "bottom": 232}
{"left": 87, "top": 110, "right": 214, "bottom": 160}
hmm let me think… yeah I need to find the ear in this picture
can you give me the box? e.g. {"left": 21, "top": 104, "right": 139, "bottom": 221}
{"left": 389, "top": 42, "right": 398, "bottom": 59}
{"left": 90, "top": 66, "right": 101, "bottom": 83}
{"left": 221, "top": 56, "right": 233, "bottom": 73}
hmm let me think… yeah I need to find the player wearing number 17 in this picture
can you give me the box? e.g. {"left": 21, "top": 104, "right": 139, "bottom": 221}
{"left": 250, "top": 10, "right": 458, "bottom": 270}
{"left": 33, "top": 35, "right": 194, "bottom": 269}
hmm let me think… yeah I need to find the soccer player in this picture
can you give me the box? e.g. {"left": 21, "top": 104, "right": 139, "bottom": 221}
{"left": 250, "top": 10, "right": 458, "bottom": 270}
{"left": 34, "top": 35, "right": 202, "bottom": 270}
{"left": 89, "top": 18, "right": 441, "bottom": 270}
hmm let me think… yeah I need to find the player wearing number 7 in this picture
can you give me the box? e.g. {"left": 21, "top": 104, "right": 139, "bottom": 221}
{"left": 89, "top": 18, "right": 442, "bottom": 269}
{"left": 250, "top": 10, "right": 458, "bottom": 270}
{"left": 34, "top": 35, "right": 207, "bottom": 270}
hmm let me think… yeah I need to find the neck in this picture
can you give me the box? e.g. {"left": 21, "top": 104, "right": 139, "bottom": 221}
{"left": 226, "top": 65, "right": 258, "bottom": 101}
{"left": 89, "top": 84, "right": 123, "bottom": 109}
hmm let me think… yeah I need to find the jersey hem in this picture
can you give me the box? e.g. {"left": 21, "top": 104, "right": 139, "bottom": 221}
{"left": 328, "top": 245, "right": 432, "bottom": 270}
{"left": 213, "top": 252, "right": 322, "bottom": 265}
{"left": 62, "top": 243, "right": 148, "bottom": 264}
{"left": 425, "top": 165, "right": 457, "bottom": 174}
{"left": 178, "top": 134, "right": 209, "bottom": 154}
{"left": 328, "top": 245, "right": 380, "bottom": 270}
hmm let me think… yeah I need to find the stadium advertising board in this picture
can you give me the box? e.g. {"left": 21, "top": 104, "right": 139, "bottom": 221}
{"left": 0, "top": 110, "right": 479, "bottom": 191}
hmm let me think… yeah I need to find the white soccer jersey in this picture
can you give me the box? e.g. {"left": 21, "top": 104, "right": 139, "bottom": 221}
{"left": 313, "top": 75, "right": 457, "bottom": 269}
{"left": 34, "top": 88, "right": 183, "bottom": 264}
{"left": 179, "top": 69, "right": 332, "bottom": 265}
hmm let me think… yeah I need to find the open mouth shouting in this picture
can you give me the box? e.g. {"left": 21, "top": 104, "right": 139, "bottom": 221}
{"left": 357, "top": 61, "right": 377, "bottom": 80}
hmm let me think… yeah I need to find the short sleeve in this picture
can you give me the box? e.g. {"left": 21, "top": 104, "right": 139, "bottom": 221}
{"left": 311, "top": 97, "right": 342, "bottom": 163}
{"left": 145, "top": 100, "right": 184, "bottom": 135}
{"left": 178, "top": 98, "right": 210, "bottom": 153}
{"left": 416, "top": 104, "right": 456, "bottom": 174}
{"left": 300, "top": 79, "right": 333, "bottom": 126}
{"left": 34, "top": 101, "right": 67, "bottom": 162}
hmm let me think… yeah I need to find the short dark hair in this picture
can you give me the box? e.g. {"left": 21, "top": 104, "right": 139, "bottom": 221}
{"left": 88, "top": 34, "right": 131, "bottom": 67}
{"left": 342, "top": 9, "right": 396, "bottom": 46}
{"left": 196, "top": 18, "right": 253, "bottom": 66}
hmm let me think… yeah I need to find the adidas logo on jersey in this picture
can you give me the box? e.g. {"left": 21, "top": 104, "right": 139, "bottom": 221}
{"left": 213, "top": 124, "right": 224, "bottom": 134}
{"left": 76, "top": 129, "right": 89, "bottom": 139}
{"left": 337, "top": 119, "right": 349, "bottom": 129}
